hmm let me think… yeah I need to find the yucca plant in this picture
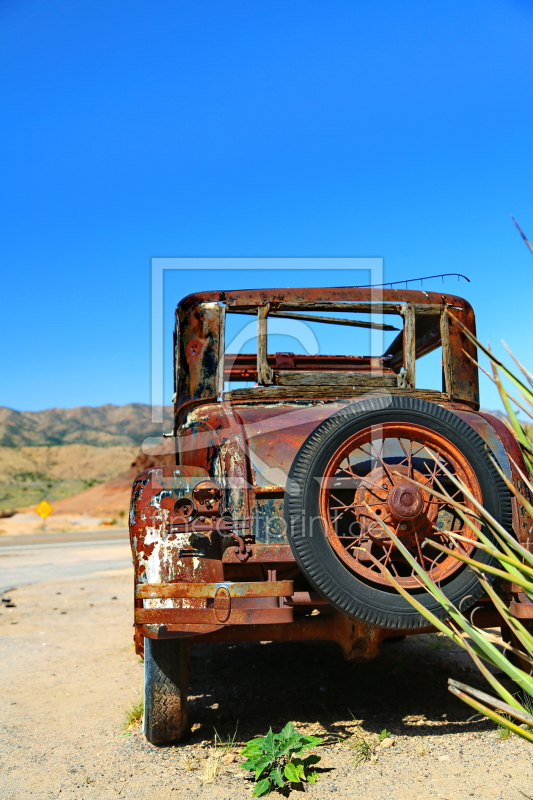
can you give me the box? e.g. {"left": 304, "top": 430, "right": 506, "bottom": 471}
{"left": 364, "top": 315, "right": 533, "bottom": 742}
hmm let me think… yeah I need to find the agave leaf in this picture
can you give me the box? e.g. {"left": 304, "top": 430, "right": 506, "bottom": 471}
{"left": 506, "top": 451, "right": 533, "bottom": 497}
{"left": 424, "top": 540, "right": 533, "bottom": 597}
{"left": 502, "top": 341, "right": 533, "bottom": 389}
{"left": 462, "top": 566, "right": 533, "bottom": 658}
{"left": 444, "top": 532, "right": 533, "bottom": 580}
{"left": 466, "top": 353, "right": 533, "bottom": 423}
{"left": 488, "top": 455, "right": 533, "bottom": 524}
{"left": 361, "top": 544, "right": 483, "bottom": 651}
{"left": 490, "top": 361, "right": 533, "bottom": 471}
{"left": 364, "top": 505, "right": 533, "bottom": 694}
{"left": 449, "top": 679, "right": 533, "bottom": 726}
{"left": 473, "top": 565, "right": 533, "bottom": 649}
{"left": 469, "top": 629, "right": 533, "bottom": 665}
{"left": 446, "top": 492, "right": 524, "bottom": 568}
{"left": 448, "top": 685, "right": 533, "bottom": 744}
{"left": 428, "top": 455, "right": 533, "bottom": 567}
{"left": 452, "top": 623, "right": 531, "bottom": 706}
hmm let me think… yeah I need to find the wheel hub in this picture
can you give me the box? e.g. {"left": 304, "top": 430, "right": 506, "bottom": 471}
{"left": 387, "top": 482, "right": 425, "bottom": 520}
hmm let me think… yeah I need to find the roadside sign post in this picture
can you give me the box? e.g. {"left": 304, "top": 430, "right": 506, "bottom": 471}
{"left": 36, "top": 500, "right": 53, "bottom": 532}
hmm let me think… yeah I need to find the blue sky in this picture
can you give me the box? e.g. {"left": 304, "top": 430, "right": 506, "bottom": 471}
{"left": 1, "top": 0, "right": 532, "bottom": 414}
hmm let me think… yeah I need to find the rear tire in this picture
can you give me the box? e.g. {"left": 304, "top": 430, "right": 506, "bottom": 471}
{"left": 286, "top": 396, "right": 512, "bottom": 629}
{"left": 144, "top": 637, "right": 190, "bottom": 744}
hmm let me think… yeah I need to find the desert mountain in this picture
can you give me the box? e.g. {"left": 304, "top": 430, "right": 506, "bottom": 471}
{"left": 0, "top": 404, "right": 173, "bottom": 447}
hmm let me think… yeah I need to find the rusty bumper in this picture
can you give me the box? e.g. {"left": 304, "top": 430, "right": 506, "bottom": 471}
{"left": 135, "top": 580, "right": 294, "bottom": 627}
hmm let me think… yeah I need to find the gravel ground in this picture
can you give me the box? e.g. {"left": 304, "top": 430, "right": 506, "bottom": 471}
{"left": 1, "top": 569, "right": 532, "bottom": 800}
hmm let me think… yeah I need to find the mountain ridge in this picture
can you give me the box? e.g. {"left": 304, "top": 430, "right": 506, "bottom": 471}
{"left": 0, "top": 403, "right": 173, "bottom": 447}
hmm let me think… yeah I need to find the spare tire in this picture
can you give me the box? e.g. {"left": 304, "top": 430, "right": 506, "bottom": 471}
{"left": 285, "top": 396, "right": 512, "bottom": 629}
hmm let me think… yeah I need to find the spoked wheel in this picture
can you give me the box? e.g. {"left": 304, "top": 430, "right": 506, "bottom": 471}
{"left": 286, "top": 396, "right": 512, "bottom": 629}
{"left": 320, "top": 422, "right": 482, "bottom": 589}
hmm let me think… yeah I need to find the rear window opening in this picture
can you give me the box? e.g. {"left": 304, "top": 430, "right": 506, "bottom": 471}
{"left": 223, "top": 301, "right": 445, "bottom": 393}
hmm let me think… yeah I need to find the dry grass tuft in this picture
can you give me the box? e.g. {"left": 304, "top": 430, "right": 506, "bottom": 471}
{"left": 415, "top": 740, "right": 430, "bottom": 756}
{"left": 182, "top": 755, "right": 196, "bottom": 772}
{"left": 199, "top": 751, "right": 223, "bottom": 784}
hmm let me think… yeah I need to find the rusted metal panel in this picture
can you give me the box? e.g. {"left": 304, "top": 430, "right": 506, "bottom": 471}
{"left": 446, "top": 305, "right": 479, "bottom": 407}
{"left": 136, "top": 580, "right": 293, "bottom": 599}
{"left": 179, "top": 401, "right": 346, "bottom": 492}
{"left": 509, "top": 601, "right": 533, "bottom": 618}
{"left": 222, "top": 544, "right": 295, "bottom": 563}
{"left": 176, "top": 299, "right": 224, "bottom": 408}
{"left": 135, "top": 605, "right": 294, "bottom": 625}
{"left": 253, "top": 495, "right": 287, "bottom": 543}
{"left": 130, "top": 466, "right": 227, "bottom": 644}
{"left": 129, "top": 465, "right": 224, "bottom": 584}
{"left": 226, "top": 402, "right": 351, "bottom": 491}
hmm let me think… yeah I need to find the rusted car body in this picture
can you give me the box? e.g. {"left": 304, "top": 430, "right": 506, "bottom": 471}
{"left": 130, "top": 287, "right": 532, "bottom": 742}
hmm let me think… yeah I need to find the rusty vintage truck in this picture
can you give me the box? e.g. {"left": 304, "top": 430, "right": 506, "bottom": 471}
{"left": 129, "top": 286, "right": 531, "bottom": 743}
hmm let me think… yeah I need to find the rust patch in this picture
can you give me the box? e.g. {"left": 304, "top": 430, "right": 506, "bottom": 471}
{"left": 213, "top": 586, "right": 231, "bottom": 622}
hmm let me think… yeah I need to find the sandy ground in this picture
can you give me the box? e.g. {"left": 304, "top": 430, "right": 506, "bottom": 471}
{"left": 1, "top": 563, "right": 533, "bottom": 800}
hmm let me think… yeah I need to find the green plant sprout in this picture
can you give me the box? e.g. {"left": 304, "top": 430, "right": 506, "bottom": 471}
{"left": 239, "top": 721, "right": 322, "bottom": 797}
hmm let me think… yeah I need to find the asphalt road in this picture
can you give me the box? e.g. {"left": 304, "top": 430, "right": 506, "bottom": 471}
{"left": 0, "top": 528, "right": 132, "bottom": 593}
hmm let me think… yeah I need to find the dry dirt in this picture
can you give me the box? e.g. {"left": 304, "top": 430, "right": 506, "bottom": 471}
{"left": 1, "top": 569, "right": 532, "bottom": 800}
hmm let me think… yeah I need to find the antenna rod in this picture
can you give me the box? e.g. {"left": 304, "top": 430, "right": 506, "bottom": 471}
{"left": 356, "top": 273, "right": 470, "bottom": 289}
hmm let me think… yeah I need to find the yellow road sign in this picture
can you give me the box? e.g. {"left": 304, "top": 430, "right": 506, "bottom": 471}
{"left": 36, "top": 500, "right": 53, "bottom": 519}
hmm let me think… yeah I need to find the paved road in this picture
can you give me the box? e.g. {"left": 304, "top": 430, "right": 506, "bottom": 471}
{"left": 0, "top": 529, "right": 132, "bottom": 593}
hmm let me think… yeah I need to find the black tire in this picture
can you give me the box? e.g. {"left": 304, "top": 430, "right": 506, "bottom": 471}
{"left": 285, "top": 396, "right": 512, "bottom": 630}
{"left": 144, "top": 637, "right": 190, "bottom": 744}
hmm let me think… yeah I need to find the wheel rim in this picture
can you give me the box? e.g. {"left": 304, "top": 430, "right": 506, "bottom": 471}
{"left": 319, "top": 422, "right": 482, "bottom": 588}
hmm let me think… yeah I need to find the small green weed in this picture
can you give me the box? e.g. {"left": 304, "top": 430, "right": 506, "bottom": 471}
{"left": 213, "top": 721, "right": 239, "bottom": 753}
{"left": 519, "top": 694, "right": 533, "bottom": 733}
{"left": 497, "top": 714, "right": 512, "bottom": 740}
{"left": 239, "top": 721, "right": 322, "bottom": 797}
{"left": 349, "top": 727, "right": 377, "bottom": 767}
{"left": 123, "top": 696, "right": 143, "bottom": 730}
{"left": 378, "top": 729, "right": 392, "bottom": 741}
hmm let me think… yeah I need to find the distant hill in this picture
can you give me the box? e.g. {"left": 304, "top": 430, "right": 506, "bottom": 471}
{"left": 0, "top": 443, "right": 140, "bottom": 511}
{"left": 0, "top": 404, "right": 173, "bottom": 447}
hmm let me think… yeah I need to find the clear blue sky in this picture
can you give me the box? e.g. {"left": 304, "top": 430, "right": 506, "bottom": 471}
{"left": 1, "top": 0, "right": 532, "bottom": 413}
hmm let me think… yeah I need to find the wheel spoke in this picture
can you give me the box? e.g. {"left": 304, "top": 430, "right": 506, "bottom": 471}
{"left": 321, "top": 421, "right": 482, "bottom": 591}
